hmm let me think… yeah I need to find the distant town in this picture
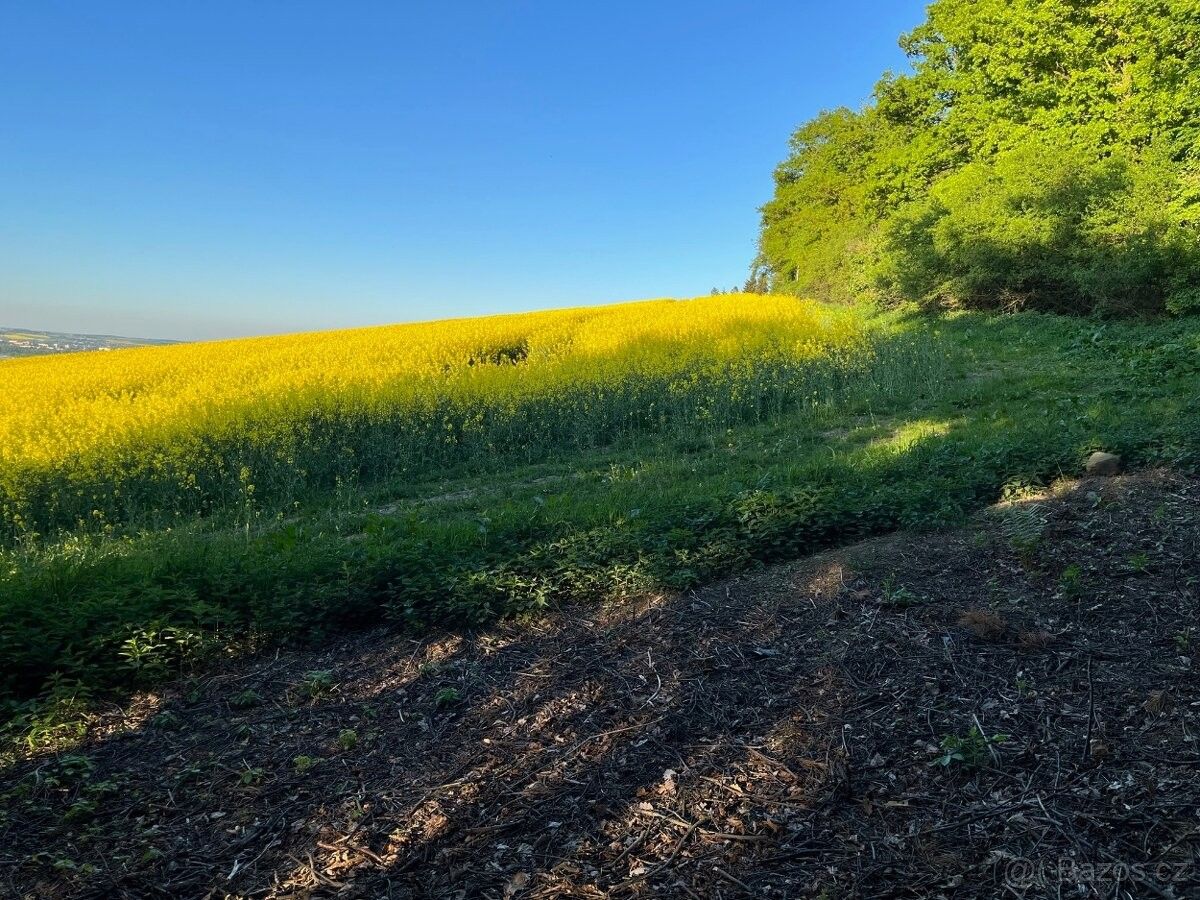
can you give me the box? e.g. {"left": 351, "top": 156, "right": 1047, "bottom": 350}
{"left": 0, "top": 328, "right": 176, "bottom": 358}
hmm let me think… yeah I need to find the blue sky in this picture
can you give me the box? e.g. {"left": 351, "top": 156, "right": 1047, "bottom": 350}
{"left": 1, "top": 1, "right": 925, "bottom": 339}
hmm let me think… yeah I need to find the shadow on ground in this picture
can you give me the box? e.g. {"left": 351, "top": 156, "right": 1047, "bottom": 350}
{"left": 3, "top": 471, "right": 1199, "bottom": 898}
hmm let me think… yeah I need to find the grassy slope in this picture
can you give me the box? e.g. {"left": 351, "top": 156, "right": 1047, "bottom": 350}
{"left": 2, "top": 309, "right": 1198, "bottom": 712}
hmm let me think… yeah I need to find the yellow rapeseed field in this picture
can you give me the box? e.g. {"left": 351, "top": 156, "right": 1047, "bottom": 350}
{"left": 0, "top": 294, "right": 870, "bottom": 536}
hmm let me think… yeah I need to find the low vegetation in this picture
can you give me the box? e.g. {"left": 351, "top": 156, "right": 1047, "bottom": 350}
{"left": 6, "top": 469, "right": 1198, "bottom": 896}
{"left": 2, "top": 299, "right": 1198, "bottom": 721}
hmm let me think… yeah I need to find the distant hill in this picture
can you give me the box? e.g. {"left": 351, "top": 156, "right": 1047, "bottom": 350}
{"left": 0, "top": 327, "right": 178, "bottom": 358}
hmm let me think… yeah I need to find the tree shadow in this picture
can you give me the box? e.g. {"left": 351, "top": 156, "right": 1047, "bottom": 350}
{"left": 0, "top": 314, "right": 950, "bottom": 708}
{"left": 6, "top": 312, "right": 1200, "bottom": 896}
{"left": 5, "top": 468, "right": 1200, "bottom": 897}
{"left": 1, "top": 562, "right": 854, "bottom": 897}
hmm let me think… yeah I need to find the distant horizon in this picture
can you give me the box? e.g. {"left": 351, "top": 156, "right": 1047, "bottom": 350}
{"left": 3, "top": 289, "right": 763, "bottom": 343}
{"left": 1, "top": 1, "right": 924, "bottom": 340}
{"left": 3, "top": 291, "right": 753, "bottom": 344}
{"left": 1, "top": 323, "right": 181, "bottom": 342}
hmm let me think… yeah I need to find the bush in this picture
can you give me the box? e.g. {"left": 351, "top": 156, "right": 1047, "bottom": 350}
{"left": 878, "top": 137, "right": 1200, "bottom": 316}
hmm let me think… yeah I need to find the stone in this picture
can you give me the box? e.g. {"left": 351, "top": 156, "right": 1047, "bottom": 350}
{"left": 1085, "top": 451, "right": 1122, "bottom": 476}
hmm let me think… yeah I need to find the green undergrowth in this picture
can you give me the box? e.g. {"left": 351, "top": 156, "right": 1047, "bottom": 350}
{"left": 3, "top": 309, "right": 1199, "bottom": 737}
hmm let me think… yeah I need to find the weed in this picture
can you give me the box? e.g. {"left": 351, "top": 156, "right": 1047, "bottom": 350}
{"left": 57, "top": 754, "right": 94, "bottom": 779}
{"left": 1, "top": 677, "right": 92, "bottom": 757}
{"left": 62, "top": 798, "right": 98, "bottom": 822}
{"left": 934, "top": 726, "right": 1009, "bottom": 768}
{"left": 293, "top": 755, "right": 317, "bottom": 773}
{"left": 230, "top": 689, "right": 263, "bottom": 710}
{"left": 119, "top": 630, "right": 170, "bottom": 678}
{"left": 85, "top": 779, "right": 118, "bottom": 798}
{"left": 298, "top": 671, "right": 335, "bottom": 700}
{"left": 117, "top": 625, "right": 210, "bottom": 683}
{"left": 1058, "top": 564, "right": 1083, "bottom": 598}
{"left": 434, "top": 688, "right": 461, "bottom": 708}
{"left": 150, "top": 711, "right": 182, "bottom": 731}
{"left": 1000, "top": 478, "right": 1044, "bottom": 502}
{"left": 37, "top": 853, "right": 96, "bottom": 875}
{"left": 880, "top": 576, "right": 923, "bottom": 609}
{"left": 238, "top": 764, "right": 265, "bottom": 787}
{"left": 336, "top": 729, "right": 358, "bottom": 751}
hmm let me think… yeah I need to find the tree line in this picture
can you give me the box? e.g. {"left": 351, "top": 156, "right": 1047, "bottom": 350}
{"left": 757, "top": 0, "right": 1200, "bottom": 316}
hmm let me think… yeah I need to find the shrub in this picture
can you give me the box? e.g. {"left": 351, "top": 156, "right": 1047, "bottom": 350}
{"left": 880, "top": 137, "right": 1200, "bottom": 316}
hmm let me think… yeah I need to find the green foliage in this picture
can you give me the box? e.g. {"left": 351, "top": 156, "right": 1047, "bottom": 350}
{"left": 229, "top": 689, "right": 262, "bottom": 710}
{"left": 759, "top": 109, "right": 885, "bottom": 302}
{"left": 883, "top": 137, "right": 1200, "bottom": 314}
{"left": 1059, "top": 564, "right": 1084, "bottom": 598}
{"left": 934, "top": 726, "right": 1009, "bottom": 769}
{"left": 1128, "top": 552, "right": 1150, "bottom": 572}
{"left": 0, "top": 676, "right": 92, "bottom": 758}
{"left": 237, "top": 764, "right": 265, "bottom": 787}
{"left": 759, "top": 0, "right": 1200, "bottom": 315}
{"left": 879, "top": 576, "right": 923, "bottom": 610}
{"left": 0, "top": 310, "right": 1198, "bottom": 720}
{"left": 293, "top": 754, "right": 317, "bottom": 773}
{"left": 297, "top": 671, "right": 334, "bottom": 700}
{"left": 118, "top": 625, "right": 211, "bottom": 684}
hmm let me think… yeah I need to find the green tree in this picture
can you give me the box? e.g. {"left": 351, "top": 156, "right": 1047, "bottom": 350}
{"left": 757, "top": 0, "right": 1200, "bottom": 316}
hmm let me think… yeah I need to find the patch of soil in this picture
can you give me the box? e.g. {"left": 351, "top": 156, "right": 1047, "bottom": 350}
{"left": 3, "top": 471, "right": 1199, "bottom": 898}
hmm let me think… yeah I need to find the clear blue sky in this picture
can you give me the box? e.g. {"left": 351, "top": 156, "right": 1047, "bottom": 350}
{"left": 1, "top": 1, "right": 925, "bottom": 340}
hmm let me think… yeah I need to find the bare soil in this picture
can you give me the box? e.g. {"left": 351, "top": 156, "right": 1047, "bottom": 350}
{"left": 3, "top": 471, "right": 1199, "bottom": 898}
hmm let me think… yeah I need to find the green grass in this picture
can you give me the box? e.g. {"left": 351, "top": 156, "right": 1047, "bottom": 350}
{"left": 2, "top": 309, "right": 1198, "bottom": 725}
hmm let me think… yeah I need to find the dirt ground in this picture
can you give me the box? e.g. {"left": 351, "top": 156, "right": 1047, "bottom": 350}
{"left": 3, "top": 470, "right": 1199, "bottom": 899}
